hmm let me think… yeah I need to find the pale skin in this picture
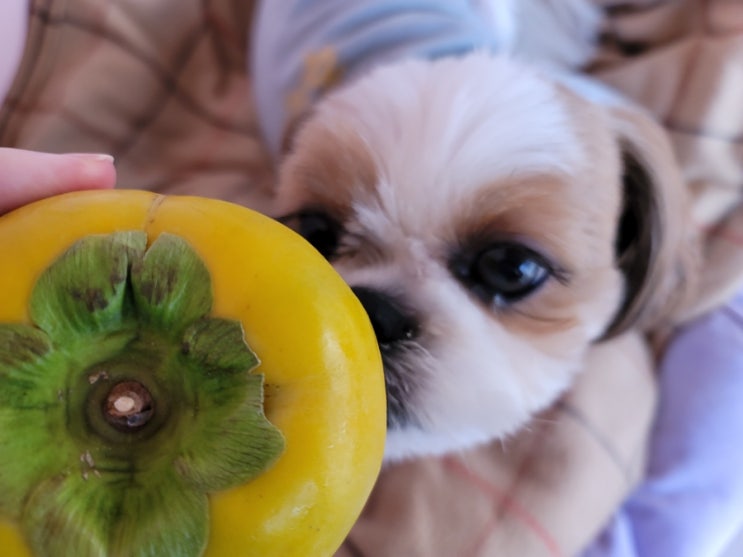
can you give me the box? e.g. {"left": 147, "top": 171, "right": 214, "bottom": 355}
{"left": 0, "top": 148, "right": 116, "bottom": 214}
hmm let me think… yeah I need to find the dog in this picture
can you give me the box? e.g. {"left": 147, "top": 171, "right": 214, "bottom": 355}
{"left": 252, "top": 0, "right": 697, "bottom": 461}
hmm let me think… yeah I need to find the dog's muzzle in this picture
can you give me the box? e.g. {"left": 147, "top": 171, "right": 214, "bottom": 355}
{"left": 351, "top": 286, "right": 418, "bottom": 349}
{"left": 351, "top": 286, "right": 420, "bottom": 429}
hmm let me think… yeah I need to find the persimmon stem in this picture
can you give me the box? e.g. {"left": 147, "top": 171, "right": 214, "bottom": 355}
{"left": 104, "top": 380, "right": 154, "bottom": 431}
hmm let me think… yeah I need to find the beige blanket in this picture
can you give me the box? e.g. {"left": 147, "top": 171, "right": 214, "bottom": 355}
{"left": 1, "top": 1, "right": 741, "bottom": 555}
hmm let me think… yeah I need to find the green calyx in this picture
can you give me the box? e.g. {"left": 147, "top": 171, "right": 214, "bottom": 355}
{"left": 0, "top": 231, "right": 285, "bottom": 557}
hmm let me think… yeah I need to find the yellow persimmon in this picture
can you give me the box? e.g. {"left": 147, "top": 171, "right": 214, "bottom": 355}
{"left": 0, "top": 189, "right": 385, "bottom": 557}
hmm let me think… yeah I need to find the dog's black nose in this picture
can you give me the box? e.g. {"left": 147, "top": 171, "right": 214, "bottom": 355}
{"left": 351, "top": 286, "right": 418, "bottom": 348}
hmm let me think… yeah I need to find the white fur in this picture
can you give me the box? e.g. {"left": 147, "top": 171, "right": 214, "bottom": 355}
{"left": 313, "top": 53, "right": 587, "bottom": 225}
{"left": 354, "top": 262, "right": 592, "bottom": 459}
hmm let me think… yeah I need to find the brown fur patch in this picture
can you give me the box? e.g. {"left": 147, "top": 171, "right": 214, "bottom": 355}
{"left": 276, "top": 119, "right": 379, "bottom": 221}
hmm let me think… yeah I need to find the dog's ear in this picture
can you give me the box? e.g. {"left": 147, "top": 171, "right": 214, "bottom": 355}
{"left": 601, "top": 107, "right": 699, "bottom": 339}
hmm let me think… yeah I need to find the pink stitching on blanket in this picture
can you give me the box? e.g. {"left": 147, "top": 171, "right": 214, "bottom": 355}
{"left": 444, "top": 457, "right": 564, "bottom": 557}
{"left": 698, "top": 219, "right": 743, "bottom": 248}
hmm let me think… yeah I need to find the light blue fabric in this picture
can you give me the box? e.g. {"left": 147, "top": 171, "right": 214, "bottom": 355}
{"left": 250, "top": 0, "right": 504, "bottom": 154}
{"left": 584, "top": 290, "right": 743, "bottom": 557}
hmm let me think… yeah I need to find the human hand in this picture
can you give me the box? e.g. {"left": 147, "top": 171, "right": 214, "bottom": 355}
{"left": 0, "top": 148, "right": 116, "bottom": 214}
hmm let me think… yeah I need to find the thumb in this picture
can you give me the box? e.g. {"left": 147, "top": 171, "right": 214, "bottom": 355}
{"left": 0, "top": 149, "right": 117, "bottom": 214}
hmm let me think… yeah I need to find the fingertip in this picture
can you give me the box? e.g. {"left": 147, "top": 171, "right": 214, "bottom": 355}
{"left": 0, "top": 149, "right": 118, "bottom": 214}
{"left": 71, "top": 153, "right": 117, "bottom": 191}
{"left": 39, "top": 151, "right": 117, "bottom": 194}
{"left": 68, "top": 153, "right": 115, "bottom": 164}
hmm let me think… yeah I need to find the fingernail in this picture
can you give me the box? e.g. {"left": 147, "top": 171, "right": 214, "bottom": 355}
{"left": 68, "top": 153, "right": 115, "bottom": 163}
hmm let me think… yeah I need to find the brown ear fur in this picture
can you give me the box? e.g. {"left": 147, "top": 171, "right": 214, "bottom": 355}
{"left": 602, "top": 108, "right": 699, "bottom": 338}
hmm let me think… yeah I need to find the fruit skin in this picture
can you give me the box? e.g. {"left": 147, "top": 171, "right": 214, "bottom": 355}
{"left": 0, "top": 189, "right": 386, "bottom": 557}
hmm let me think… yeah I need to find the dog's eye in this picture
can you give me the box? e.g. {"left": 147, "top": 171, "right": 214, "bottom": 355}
{"left": 281, "top": 211, "right": 341, "bottom": 259}
{"left": 452, "top": 243, "right": 552, "bottom": 305}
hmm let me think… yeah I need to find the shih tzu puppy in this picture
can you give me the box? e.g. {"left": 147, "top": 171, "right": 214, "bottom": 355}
{"left": 251, "top": 0, "right": 697, "bottom": 461}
